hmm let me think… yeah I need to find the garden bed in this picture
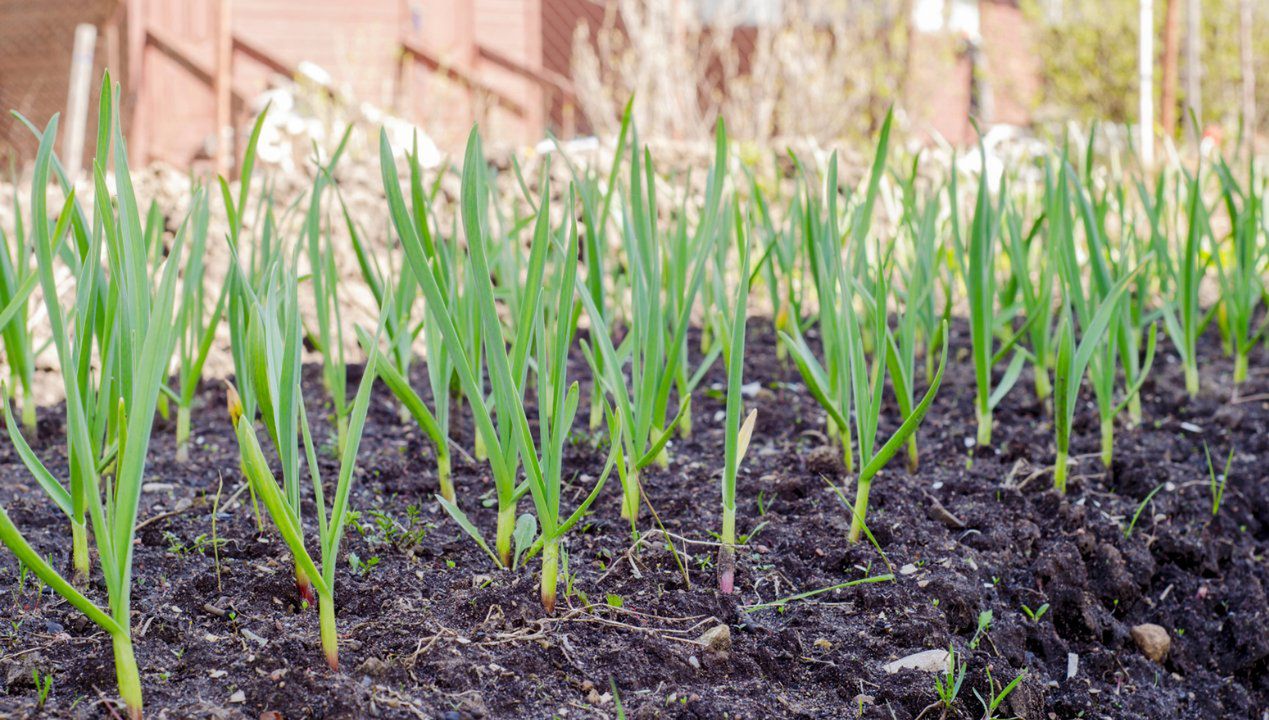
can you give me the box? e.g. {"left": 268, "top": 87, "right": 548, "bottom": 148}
{"left": 0, "top": 321, "right": 1264, "bottom": 719}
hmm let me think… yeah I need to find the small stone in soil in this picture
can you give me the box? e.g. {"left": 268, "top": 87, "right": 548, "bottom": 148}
{"left": 1131, "top": 623, "right": 1170, "bottom": 663}
{"left": 698, "top": 624, "right": 731, "bottom": 652}
{"left": 357, "top": 657, "right": 390, "bottom": 676}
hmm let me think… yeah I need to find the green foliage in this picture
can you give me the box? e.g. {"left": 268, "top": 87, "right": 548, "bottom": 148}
{"left": 1025, "top": 0, "right": 1269, "bottom": 136}
{"left": 0, "top": 72, "right": 189, "bottom": 719}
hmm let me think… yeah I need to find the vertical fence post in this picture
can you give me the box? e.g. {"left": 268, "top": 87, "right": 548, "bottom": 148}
{"left": 62, "top": 23, "right": 97, "bottom": 184}
{"left": 215, "top": 0, "right": 234, "bottom": 177}
{"left": 1185, "top": 0, "right": 1201, "bottom": 134}
{"left": 1240, "top": 0, "right": 1256, "bottom": 160}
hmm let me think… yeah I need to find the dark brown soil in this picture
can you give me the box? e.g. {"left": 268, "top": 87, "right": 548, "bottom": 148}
{"left": 0, "top": 321, "right": 1265, "bottom": 719}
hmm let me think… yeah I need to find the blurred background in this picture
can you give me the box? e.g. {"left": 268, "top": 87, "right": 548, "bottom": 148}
{"left": 0, "top": 0, "right": 1265, "bottom": 176}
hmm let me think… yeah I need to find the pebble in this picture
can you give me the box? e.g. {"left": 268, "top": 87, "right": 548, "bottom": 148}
{"left": 1131, "top": 623, "right": 1170, "bottom": 663}
{"left": 229, "top": 690, "right": 246, "bottom": 703}
{"left": 44, "top": 620, "right": 64, "bottom": 634}
{"left": 698, "top": 624, "right": 731, "bottom": 652}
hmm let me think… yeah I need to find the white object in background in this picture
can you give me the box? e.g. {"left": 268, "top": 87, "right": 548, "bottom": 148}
{"left": 534, "top": 136, "right": 600, "bottom": 155}
{"left": 298, "top": 61, "right": 334, "bottom": 88}
{"left": 912, "top": 0, "right": 979, "bottom": 39}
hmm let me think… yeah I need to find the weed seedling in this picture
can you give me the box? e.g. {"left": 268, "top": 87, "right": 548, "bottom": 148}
{"left": 974, "top": 666, "right": 1027, "bottom": 720}
{"left": 1204, "top": 442, "right": 1233, "bottom": 516}
{"left": 1021, "top": 603, "right": 1049, "bottom": 623}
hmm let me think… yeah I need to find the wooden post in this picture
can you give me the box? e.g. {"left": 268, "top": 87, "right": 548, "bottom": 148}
{"left": 1139, "top": 0, "right": 1154, "bottom": 167}
{"left": 523, "top": 0, "right": 545, "bottom": 143}
{"left": 397, "top": 0, "right": 416, "bottom": 115}
{"left": 62, "top": 23, "right": 97, "bottom": 184}
{"left": 105, "top": 9, "right": 121, "bottom": 82}
{"left": 125, "top": 0, "right": 149, "bottom": 165}
{"left": 457, "top": 0, "right": 479, "bottom": 127}
{"left": 1185, "top": 0, "right": 1200, "bottom": 133}
{"left": 1160, "top": 0, "right": 1180, "bottom": 139}
{"left": 214, "top": 0, "right": 234, "bottom": 177}
{"left": 1241, "top": 0, "right": 1255, "bottom": 159}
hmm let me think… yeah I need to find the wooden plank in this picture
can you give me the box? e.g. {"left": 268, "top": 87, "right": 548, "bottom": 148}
{"left": 400, "top": 38, "right": 525, "bottom": 118}
{"left": 477, "top": 44, "right": 574, "bottom": 102}
{"left": 214, "top": 0, "right": 232, "bottom": 176}
{"left": 145, "top": 26, "right": 247, "bottom": 103}
{"left": 231, "top": 34, "right": 292, "bottom": 78}
{"left": 126, "top": 0, "right": 148, "bottom": 164}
